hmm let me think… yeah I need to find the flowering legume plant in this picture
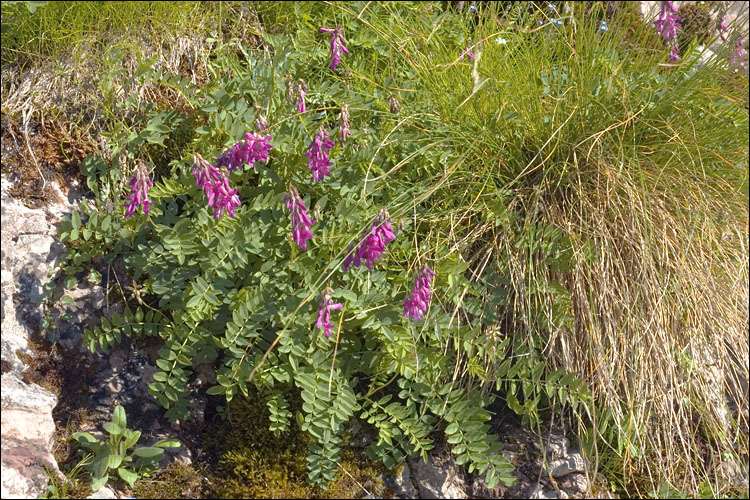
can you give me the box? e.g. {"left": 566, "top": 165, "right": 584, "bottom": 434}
{"left": 72, "top": 13, "right": 521, "bottom": 490}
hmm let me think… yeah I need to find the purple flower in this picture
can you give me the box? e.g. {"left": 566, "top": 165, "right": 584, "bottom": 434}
{"left": 216, "top": 132, "right": 273, "bottom": 171}
{"left": 320, "top": 27, "right": 350, "bottom": 71}
{"left": 653, "top": 1, "right": 681, "bottom": 61}
{"left": 719, "top": 16, "right": 729, "bottom": 42}
{"left": 388, "top": 95, "right": 399, "bottom": 114}
{"left": 729, "top": 37, "right": 748, "bottom": 72}
{"left": 339, "top": 104, "right": 351, "bottom": 143}
{"left": 255, "top": 106, "right": 269, "bottom": 131}
{"left": 285, "top": 185, "right": 316, "bottom": 250}
{"left": 306, "top": 126, "right": 336, "bottom": 182}
{"left": 297, "top": 80, "right": 308, "bottom": 114}
{"left": 316, "top": 290, "right": 343, "bottom": 339}
{"left": 460, "top": 45, "right": 475, "bottom": 62}
{"left": 343, "top": 210, "right": 397, "bottom": 272}
{"left": 123, "top": 161, "right": 153, "bottom": 217}
{"left": 192, "top": 153, "right": 241, "bottom": 219}
{"left": 404, "top": 266, "right": 436, "bottom": 322}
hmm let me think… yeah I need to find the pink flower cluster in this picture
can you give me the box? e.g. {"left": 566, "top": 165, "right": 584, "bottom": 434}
{"left": 285, "top": 75, "right": 309, "bottom": 114}
{"left": 285, "top": 185, "right": 316, "bottom": 250}
{"left": 403, "top": 266, "right": 436, "bottom": 322}
{"left": 306, "top": 126, "right": 336, "bottom": 182}
{"left": 124, "top": 161, "right": 153, "bottom": 217}
{"left": 719, "top": 17, "right": 729, "bottom": 42}
{"left": 296, "top": 80, "right": 308, "bottom": 114}
{"left": 728, "top": 37, "right": 748, "bottom": 72}
{"left": 317, "top": 290, "right": 343, "bottom": 338}
{"left": 653, "top": 1, "right": 681, "bottom": 62}
{"left": 343, "top": 210, "right": 396, "bottom": 272}
{"left": 216, "top": 132, "right": 273, "bottom": 171}
{"left": 192, "top": 153, "right": 241, "bottom": 219}
{"left": 320, "top": 27, "right": 349, "bottom": 71}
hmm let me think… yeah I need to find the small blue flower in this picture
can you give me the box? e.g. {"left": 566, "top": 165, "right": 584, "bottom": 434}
{"left": 551, "top": 18, "right": 563, "bottom": 26}
{"left": 599, "top": 20, "right": 608, "bottom": 32}
{"left": 548, "top": 4, "right": 557, "bottom": 11}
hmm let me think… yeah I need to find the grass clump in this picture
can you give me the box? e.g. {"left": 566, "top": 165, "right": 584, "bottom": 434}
{"left": 332, "top": 1, "right": 748, "bottom": 497}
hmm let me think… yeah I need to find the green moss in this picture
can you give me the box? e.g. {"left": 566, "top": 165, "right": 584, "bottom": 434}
{"left": 17, "top": 341, "right": 63, "bottom": 397}
{"left": 133, "top": 461, "right": 203, "bottom": 499}
{"left": 203, "top": 388, "right": 392, "bottom": 499}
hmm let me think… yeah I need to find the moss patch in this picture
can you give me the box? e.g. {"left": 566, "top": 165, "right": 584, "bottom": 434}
{"left": 202, "top": 387, "right": 392, "bottom": 499}
{"left": 133, "top": 461, "right": 204, "bottom": 499}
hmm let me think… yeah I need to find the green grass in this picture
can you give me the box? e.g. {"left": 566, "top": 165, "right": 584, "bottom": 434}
{"left": 2, "top": 1, "right": 223, "bottom": 66}
{"left": 355, "top": 3, "right": 749, "bottom": 497}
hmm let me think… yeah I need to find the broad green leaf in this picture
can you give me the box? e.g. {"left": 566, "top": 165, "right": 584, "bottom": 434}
{"left": 113, "top": 405, "right": 126, "bottom": 429}
{"left": 102, "top": 422, "right": 123, "bottom": 436}
{"left": 133, "top": 446, "right": 165, "bottom": 459}
{"left": 117, "top": 467, "right": 138, "bottom": 488}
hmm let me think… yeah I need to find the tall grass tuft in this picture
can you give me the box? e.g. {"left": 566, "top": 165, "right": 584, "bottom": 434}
{"left": 344, "top": 2, "right": 748, "bottom": 496}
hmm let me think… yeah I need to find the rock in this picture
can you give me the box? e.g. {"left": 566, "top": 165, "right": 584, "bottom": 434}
{"left": 469, "top": 474, "right": 507, "bottom": 499}
{"left": 1, "top": 183, "right": 65, "bottom": 374}
{"left": 531, "top": 485, "right": 569, "bottom": 499}
{"left": 1, "top": 177, "right": 71, "bottom": 499}
{"left": 407, "top": 451, "right": 466, "bottom": 499}
{"left": 87, "top": 486, "right": 118, "bottom": 499}
{"left": 1, "top": 374, "right": 60, "bottom": 499}
{"left": 548, "top": 451, "right": 587, "bottom": 478}
{"left": 387, "top": 462, "right": 419, "bottom": 499}
{"left": 558, "top": 473, "right": 589, "bottom": 495}
{"left": 546, "top": 434, "right": 569, "bottom": 461}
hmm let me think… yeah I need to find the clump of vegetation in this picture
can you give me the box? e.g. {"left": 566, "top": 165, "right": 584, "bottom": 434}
{"left": 133, "top": 461, "right": 204, "bottom": 499}
{"left": 3, "top": 1, "right": 747, "bottom": 499}
{"left": 71, "top": 405, "right": 180, "bottom": 491}
{"left": 203, "top": 389, "right": 391, "bottom": 499}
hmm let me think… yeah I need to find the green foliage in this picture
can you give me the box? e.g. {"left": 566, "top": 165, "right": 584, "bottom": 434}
{"left": 81, "top": 306, "right": 165, "bottom": 352}
{"left": 70, "top": 405, "right": 180, "bottom": 492}
{"left": 57, "top": 1, "right": 748, "bottom": 497}
{"left": 39, "top": 458, "right": 92, "bottom": 500}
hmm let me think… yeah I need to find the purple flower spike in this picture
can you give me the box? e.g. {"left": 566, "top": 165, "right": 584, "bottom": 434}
{"left": 192, "top": 153, "right": 241, "bottom": 220}
{"left": 342, "top": 209, "right": 397, "bottom": 272}
{"left": 460, "top": 45, "right": 475, "bottom": 61}
{"left": 654, "top": 1, "right": 681, "bottom": 61}
{"left": 404, "top": 266, "right": 436, "bottom": 322}
{"left": 317, "top": 290, "right": 343, "bottom": 339}
{"left": 320, "top": 27, "right": 349, "bottom": 71}
{"left": 306, "top": 126, "right": 336, "bottom": 182}
{"left": 123, "top": 161, "right": 153, "bottom": 217}
{"left": 297, "top": 80, "right": 308, "bottom": 114}
{"left": 285, "top": 185, "right": 316, "bottom": 250}
{"left": 719, "top": 16, "right": 729, "bottom": 42}
{"left": 217, "top": 132, "right": 273, "bottom": 171}
{"left": 729, "top": 36, "right": 749, "bottom": 72}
